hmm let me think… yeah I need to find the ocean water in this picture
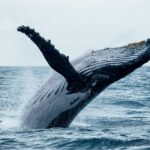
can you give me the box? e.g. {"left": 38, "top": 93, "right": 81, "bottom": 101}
{"left": 0, "top": 66, "right": 149, "bottom": 150}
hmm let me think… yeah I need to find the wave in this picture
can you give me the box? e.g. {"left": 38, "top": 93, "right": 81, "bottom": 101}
{"left": 49, "top": 137, "right": 150, "bottom": 150}
{"left": 113, "top": 100, "right": 145, "bottom": 108}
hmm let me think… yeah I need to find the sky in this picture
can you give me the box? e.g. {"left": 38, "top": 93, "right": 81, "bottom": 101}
{"left": 0, "top": 0, "right": 150, "bottom": 66}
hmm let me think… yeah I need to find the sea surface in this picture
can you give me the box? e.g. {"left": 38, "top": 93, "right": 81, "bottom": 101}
{"left": 0, "top": 66, "right": 149, "bottom": 150}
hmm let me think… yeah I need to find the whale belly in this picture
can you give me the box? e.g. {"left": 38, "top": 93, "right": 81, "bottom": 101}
{"left": 21, "top": 75, "right": 91, "bottom": 128}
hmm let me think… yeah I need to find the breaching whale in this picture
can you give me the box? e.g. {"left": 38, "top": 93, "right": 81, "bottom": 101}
{"left": 17, "top": 26, "right": 150, "bottom": 129}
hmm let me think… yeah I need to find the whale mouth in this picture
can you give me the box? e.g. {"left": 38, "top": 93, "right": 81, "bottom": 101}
{"left": 125, "top": 40, "right": 145, "bottom": 49}
{"left": 124, "top": 38, "right": 150, "bottom": 49}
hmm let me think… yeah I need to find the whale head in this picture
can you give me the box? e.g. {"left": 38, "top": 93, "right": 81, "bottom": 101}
{"left": 72, "top": 39, "right": 150, "bottom": 94}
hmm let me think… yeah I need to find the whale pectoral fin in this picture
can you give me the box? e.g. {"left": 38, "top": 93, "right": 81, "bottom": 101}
{"left": 17, "top": 25, "right": 82, "bottom": 85}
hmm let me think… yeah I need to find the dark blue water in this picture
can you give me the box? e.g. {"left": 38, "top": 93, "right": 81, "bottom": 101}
{"left": 0, "top": 66, "right": 149, "bottom": 150}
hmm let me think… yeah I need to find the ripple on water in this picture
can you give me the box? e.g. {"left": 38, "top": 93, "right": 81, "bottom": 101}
{"left": 113, "top": 100, "right": 145, "bottom": 108}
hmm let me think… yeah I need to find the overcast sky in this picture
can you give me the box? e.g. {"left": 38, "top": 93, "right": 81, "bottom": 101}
{"left": 0, "top": 0, "right": 150, "bottom": 66}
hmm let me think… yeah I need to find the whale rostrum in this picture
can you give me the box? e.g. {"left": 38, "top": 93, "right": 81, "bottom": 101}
{"left": 17, "top": 26, "right": 150, "bottom": 128}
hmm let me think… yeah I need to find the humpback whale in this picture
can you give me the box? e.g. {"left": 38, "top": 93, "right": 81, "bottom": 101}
{"left": 17, "top": 26, "right": 150, "bottom": 129}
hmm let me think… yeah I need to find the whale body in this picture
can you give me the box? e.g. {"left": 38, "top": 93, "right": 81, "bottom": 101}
{"left": 17, "top": 26, "right": 150, "bottom": 128}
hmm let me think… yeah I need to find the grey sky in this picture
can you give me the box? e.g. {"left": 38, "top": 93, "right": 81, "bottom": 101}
{"left": 0, "top": 0, "right": 150, "bottom": 66}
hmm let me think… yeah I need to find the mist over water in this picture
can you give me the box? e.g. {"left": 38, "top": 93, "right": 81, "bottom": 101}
{"left": 0, "top": 66, "right": 150, "bottom": 150}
